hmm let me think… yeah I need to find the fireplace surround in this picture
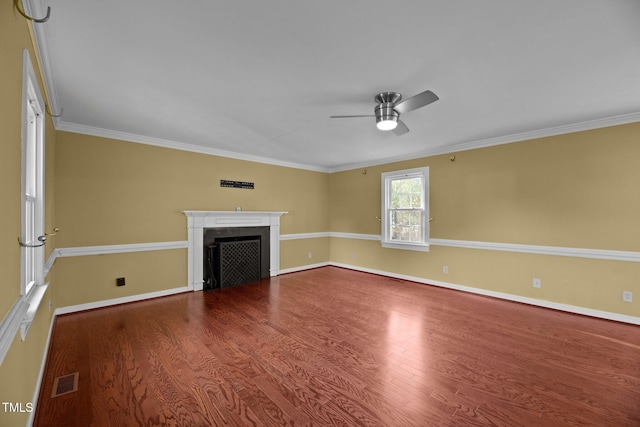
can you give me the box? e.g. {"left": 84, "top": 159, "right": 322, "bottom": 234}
{"left": 183, "top": 211, "right": 287, "bottom": 291}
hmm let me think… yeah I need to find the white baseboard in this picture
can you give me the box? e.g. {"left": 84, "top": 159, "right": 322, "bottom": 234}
{"left": 279, "top": 262, "right": 331, "bottom": 275}
{"left": 54, "top": 286, "right": 190, "bottom": 316}
{"left": 329, "top": 262, "right": 640, "bottom": 326}
{"left": 28, "top": 310, "right": 56, "bottom": 427}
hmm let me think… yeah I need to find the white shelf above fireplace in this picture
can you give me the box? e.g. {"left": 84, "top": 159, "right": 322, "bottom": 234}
{"left": 183, "top": 211, "right": 287, "bottom": 291}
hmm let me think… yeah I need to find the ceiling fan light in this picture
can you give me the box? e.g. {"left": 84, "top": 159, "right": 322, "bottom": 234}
{"left": 376, "top": 118, "right": 398, "bottom": 131}
{"left": 375, "top": 103, "right": 399, "bottom": 131}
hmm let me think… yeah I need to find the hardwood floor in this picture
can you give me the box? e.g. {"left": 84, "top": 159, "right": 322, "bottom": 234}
{"left": 35, "top": 266, "right": 640, "bottom": 426}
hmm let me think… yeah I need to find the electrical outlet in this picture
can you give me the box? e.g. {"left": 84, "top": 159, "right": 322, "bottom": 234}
{"left": 116, "top": 277, "right": 126, "bottom": 287}
{"left": 308, "top": 252, "right": 313, "bottom": 259}
{"left": 532, "top": 278, "right": 541, "bottom": 288}
{"left": 351, "top": 253, "right": 357, "bottom": 259}
{"left": 623, "top": 291, "right": 632, "bottom": 302}
{"left": 443, "top": 265, "right": 449, "bottom": 274}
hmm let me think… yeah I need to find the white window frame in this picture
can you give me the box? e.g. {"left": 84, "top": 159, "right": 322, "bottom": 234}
{"left": 20, "top": 49, "right": 48, "bottom": 339}
{"left": 381, "top": 166, "right": 430, "bottom": 252}
{"left": 0, "top": 50, "right": 47, "bottom": 364}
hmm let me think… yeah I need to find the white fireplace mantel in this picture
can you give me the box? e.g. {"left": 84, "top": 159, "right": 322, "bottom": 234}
{"left": 183, "top": 211, "right": 287, "bottom": 291}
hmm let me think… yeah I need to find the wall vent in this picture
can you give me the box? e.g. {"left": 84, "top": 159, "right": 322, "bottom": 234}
{"left": 51, "top": 372, "right": 79, "bottom": 398}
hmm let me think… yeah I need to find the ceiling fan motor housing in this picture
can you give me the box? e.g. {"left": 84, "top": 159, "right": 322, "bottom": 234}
{"left": 375, "top": 103, "right": 399, "bottom": 127}
{"left": 374, "top": 92, "right": 401, "bottom": 130}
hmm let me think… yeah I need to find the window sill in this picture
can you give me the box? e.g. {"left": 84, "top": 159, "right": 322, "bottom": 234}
{"left": 381, "top": 241, "right": 430, "bottom": 252}
{"left": 20, "top": 282, "right": 49, "bottom": 340}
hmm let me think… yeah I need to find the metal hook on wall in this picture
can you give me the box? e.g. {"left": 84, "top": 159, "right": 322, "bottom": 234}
{"left": 14, "top": 0, "right": 51, "bottom": 23}
{"left": 45, "top": 227, "right": 60, "bottom": 237}
{"left": 46, "top": 104, "right": 63, "bottom": 118}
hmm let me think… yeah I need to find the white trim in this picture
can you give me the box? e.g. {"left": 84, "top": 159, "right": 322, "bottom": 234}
{"left": 330, "top": 232, "right": 381, "bottom": 241}
{"left": 0, "top": 298, "right": 30, "bottom": 365}
{"left": 43, "top": 243, "right": 185, "bottom": 283}
{"left": 56, "top": 122, "right": 330, "bottom": 173}
{"left": 328, "top": 262, "right": 640, "bottom": 326}
{"left": 56, "top": 241, "right": 188, "bottom": 257}
{"left": 329, "top": 111, "right": 640, "bottom": 172}
{"left": 53, "top": 109, "right": 640, "bottom": 175}
{"left": 381, "top": 241, "right": 430, "bottom": 252}
{"left": 429, "top": 238, "right": 640, "bottom": 263}
{"left": 24, "top": 0, "right": 62, "bottom": 129}
{"left": 21, "top": 49, "right": 46, "bottom": 297}
{"left": 44, "top": 249, "right": 59, "bottom": 277}
{"left": 279, "top": 262, "right": 331, "bottom": 275}
{"left": 45, "top": 231, "right": 640, "bottom": 262}
{"left": 281, "top": 232, "right": 381, "bottom": 241}
{"left": 20, "top": 283, "right": 49, "bottom": 340}
{"left": 54, "top": 287, "right": 190, "bottom": 316}
{"left": 381, "top": 167, "right": 430, "bottom": 251}
{"left": 327, "top": 233, "right": 640, "bottom": 263}
{"left": 280, "top": 232, "right": 330, "bottom": 240}
{"left": 28, "top": 305, "right": 56, "bottom": 427}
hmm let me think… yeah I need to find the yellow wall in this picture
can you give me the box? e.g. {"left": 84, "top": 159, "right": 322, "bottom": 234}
{"left": 0, "top": 4, "right": 57, "bottom": 426}
{"left": 54, "top": 132, "right": 331, "bottom": 307}
{"left": 330, "top": 123, "right": 640, "bottom": 317}
{"left": 280, "top": 237, "right": 330, "bottom": 271}
{"left": 1, "top": 3, "right": 639, "bottom": 424}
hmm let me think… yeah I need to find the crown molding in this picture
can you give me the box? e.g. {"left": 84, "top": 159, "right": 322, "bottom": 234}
{"left": 25, "top": 0, "right": 63, "bottom": 128}
{"left": 27, "top": 0, "right": 640, "bottom": 175}
{"left": 56, "top": 121, "right": 331, "bottom": 173}
{"left": 329, "top": 111, "right": 640, "bottom": 172}
{"left": 56, "top": 111, "right": 640, "bottom": 175}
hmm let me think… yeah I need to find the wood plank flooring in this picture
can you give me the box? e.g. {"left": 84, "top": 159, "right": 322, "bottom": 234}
{"left": 35, "top": 266, "right": 640, "bottom": 426}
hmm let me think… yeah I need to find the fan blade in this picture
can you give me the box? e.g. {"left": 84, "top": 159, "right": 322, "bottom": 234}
{"left": 393, "top": 119, "right": 409, "bottom": 136}
{"left": 393, "top": 90, "right": 439, "bottom": 114}
{"left": 330, "top": 115, "right": 375, "bottom": 118}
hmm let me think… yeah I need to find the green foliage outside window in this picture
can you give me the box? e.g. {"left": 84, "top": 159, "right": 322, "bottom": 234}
{"left": 389, "top": 177, "right": 423, "bottom": 242}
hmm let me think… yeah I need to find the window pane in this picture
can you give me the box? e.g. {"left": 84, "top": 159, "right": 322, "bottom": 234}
{"left": 390, "top": 210, "right": 422, "bottom": 242}
{"left": 391, "top": 177, "right": 422, "bottom": 209}
{"left": 25, "top": 107, "right": 37, "bottom": 198}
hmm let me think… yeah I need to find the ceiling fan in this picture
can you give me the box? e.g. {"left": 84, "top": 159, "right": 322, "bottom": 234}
{"left": 330, "top": 90, "right": 439, "bottom": 136}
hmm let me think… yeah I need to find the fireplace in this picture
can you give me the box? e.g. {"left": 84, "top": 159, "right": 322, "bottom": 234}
{"left": 203, "top": 226, "right": 270, "bottom": 290}
{"left": 183, "top": 211, "right": 287, "bottom": 291}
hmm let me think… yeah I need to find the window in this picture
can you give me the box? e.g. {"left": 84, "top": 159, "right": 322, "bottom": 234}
{"left": 381, "top": 167, "right": 429, "bottom": 251}
{"left": 21, "top": 50, "right": 46, "bottom": 297}
{"left": 20, "top": 49, "right": 47, "bottom": 322}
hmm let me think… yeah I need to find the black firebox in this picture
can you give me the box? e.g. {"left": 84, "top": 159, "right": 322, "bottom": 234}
{"left": 203, "top": 227, "right": 270, "bottom": 290}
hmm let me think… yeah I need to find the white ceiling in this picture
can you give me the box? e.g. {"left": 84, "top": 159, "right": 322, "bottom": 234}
{"left": 29, "top": 0, "right": 640, "bottom": 172}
